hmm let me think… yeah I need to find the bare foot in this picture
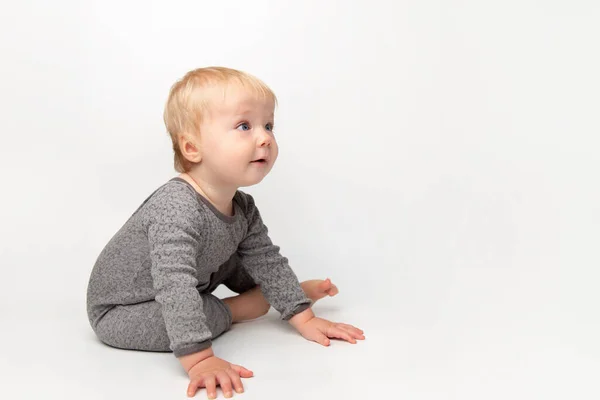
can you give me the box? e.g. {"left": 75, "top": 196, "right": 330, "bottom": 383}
{"left": 301, "top": 278, "right": 339, "bottom": 304}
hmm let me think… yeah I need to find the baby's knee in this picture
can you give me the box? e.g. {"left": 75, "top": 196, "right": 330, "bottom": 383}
{"left": 202, "top": 294, "right": 234, "bottom": 336}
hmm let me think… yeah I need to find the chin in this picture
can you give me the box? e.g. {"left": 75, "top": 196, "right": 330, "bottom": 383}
{"left": 237, "top": 176, "right": 264, "bottom": 188}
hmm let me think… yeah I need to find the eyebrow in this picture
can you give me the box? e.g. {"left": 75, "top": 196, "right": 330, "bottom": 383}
{"left": 233, "top": 110, "right": 274, "bottom": 120}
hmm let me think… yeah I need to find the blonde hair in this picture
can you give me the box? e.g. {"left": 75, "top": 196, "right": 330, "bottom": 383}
{"left": 163, "top": 66, "right": 278, "bottom": 172}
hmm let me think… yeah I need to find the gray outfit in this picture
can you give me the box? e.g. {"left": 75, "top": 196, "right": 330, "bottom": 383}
{"left": 86, "top": 177, "right": 311, "bottom": 357}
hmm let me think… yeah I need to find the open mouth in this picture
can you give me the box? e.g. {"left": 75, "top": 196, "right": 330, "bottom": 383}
{"left": 251, "top": 159, "right": 267, "bottom": 164}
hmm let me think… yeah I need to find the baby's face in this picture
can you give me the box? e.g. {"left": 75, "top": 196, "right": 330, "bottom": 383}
{"left": 197, "top": 85, "right": 278, "bottom": 188}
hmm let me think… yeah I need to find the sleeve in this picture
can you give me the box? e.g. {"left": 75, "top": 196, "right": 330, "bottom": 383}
{"left": 236, "top": 192, "right": 312, "bottom": 321}
{"left": 141, "top": 185, "right": 213, "bottom": 357}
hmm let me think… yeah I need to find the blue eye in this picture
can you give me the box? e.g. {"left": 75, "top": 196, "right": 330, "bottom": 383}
{"left": 237, "top": 123, "right": 250, "bottom": 131}
{"left": 265, "top": 123, "right": 274, "bottom": 131}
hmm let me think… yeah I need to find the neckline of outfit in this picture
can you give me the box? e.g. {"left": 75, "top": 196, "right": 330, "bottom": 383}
{"left": 169, "top": 177, "right": 240, "bottom": 224}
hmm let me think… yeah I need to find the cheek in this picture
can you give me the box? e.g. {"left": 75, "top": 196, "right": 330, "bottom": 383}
{"left": 212, "top": 138, "right": 238, "bottom": 158}
{"left": 229, "top": 144, "right": 251, "bottom": 164}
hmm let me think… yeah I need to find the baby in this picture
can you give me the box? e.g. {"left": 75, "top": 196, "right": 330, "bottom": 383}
{"left": 86, "top": 66, "right": 365, "bottom": 399}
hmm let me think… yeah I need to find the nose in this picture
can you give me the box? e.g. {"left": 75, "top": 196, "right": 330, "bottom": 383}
{"left": 257, "top": 129, "right": 272, "bottom": 147}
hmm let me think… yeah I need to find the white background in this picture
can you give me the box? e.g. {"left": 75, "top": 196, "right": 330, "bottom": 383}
{"left": 1, "top": 0, "right": 599, "bottom": 399}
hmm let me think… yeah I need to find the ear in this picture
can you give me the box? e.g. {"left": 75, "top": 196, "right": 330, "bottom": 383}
{"left": 178, "top": 133, "right": 202, "bottom": 164}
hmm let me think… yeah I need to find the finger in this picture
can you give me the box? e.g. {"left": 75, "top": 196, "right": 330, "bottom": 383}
{"left": 328, "top": 327, "right": 357, "bottom": 344}
{"left": 338, "top": 323, "right": 364, "bottom": 335}
{"left": 231, "top": 364, "right": 254, "bottom": 378}
{"left": 312, "top": 330, "right": 331, "bottom": 346}
{"left": 187, "top": 376, "right": 205, "bottom": 398}
{"left": 345, "top": 328, "right": 365, "bottom": 340}
{"left": 337, "top": 324, "right": 365, "bottom": 338}
{"left": 205, "top": 376, "right": 217, "bottom": 400}
{"left": 336, "top": 324, "right": 357, "bottom": 335}
{"left": 337, "top": 323, "right": 363, "bottom": 333}
{"left": 216, "top": 371, "right": 233, "bottom": 398}
{"left": 226, "top": 368, "right": 245, "bottom": 394}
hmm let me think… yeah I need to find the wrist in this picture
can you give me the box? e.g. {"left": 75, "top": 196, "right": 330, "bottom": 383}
{"left": 288, "top": 307, "right": 315, "bottom": 330}
{"left": 178, "top": 346, "right": 214, "bottom": 374}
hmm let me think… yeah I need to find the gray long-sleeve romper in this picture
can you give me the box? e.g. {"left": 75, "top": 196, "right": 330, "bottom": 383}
{"left": 86, "top": 177, "right": 311, "bottom": 357}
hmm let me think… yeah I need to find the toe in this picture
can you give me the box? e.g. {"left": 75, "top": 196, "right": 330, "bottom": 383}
{"left": 319, "top": 278, "right": 332, "bottom": 292}
{"left": 328, "top": 284, "right": 339, "bottom": 296}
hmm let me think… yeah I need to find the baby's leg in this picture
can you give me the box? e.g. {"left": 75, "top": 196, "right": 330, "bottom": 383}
{"left": 93, "top": 293, "right": 232, "bottom": 352}
{"left": 222, "top": 279, "right": 339, "bottom": 323}
{"left": 220, "top": 256, "right": 339, "bottom": 323}
{"left": 222, "top": 287, "right": 270, "bottom": 322}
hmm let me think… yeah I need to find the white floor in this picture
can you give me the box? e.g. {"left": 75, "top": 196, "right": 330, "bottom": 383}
{"left": 3, "top": 273, "right": 598, "bottom": 400}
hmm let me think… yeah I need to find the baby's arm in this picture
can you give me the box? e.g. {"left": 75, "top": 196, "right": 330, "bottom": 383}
{"left": 143, "top": 186, "right": 213, "bottom": 357}
{"left": 236, "top": 192, "right": 365, "bottom": 346}
{"left": 143, "top": 185, "right": 252, "bottom": 398}
{"left": 236, "top": 192, "right": 311, "bottom": 320}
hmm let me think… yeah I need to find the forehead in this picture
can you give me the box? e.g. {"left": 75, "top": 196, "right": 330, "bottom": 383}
{"left": 210, "top": 84, "right": 275, "bottom": 117}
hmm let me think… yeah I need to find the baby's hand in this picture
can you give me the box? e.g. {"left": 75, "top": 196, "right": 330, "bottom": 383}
{"left": 187, "top": 356, "right": 253, "bottom": 399}
{"left": 291, "top": 310, "right": 365, "bottom": 346}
